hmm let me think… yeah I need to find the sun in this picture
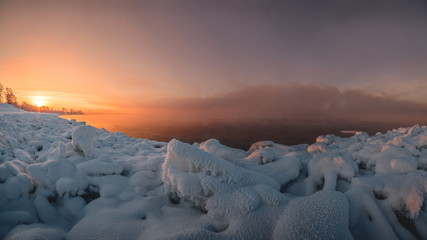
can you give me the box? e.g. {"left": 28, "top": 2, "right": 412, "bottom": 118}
{"left": 30, "top": 96, "right": 48, "bottom": 107}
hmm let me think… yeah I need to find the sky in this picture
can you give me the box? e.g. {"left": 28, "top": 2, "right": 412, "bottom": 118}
{"left": 1, "top": 0, "right": 427, "bottom": 120}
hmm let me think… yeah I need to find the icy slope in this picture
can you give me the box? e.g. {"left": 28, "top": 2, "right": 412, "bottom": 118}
{"left": 1, "top": 103, "right": 427, "bottom": 240}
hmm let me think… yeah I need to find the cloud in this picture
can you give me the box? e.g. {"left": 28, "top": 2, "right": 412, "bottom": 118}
{"left": 139, "top": 84, "right": 427, "bottom": 124}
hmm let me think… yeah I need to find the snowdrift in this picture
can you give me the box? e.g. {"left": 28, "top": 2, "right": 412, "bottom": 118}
{"left": 1, "top": 103, "right": 427, "bottom": 240}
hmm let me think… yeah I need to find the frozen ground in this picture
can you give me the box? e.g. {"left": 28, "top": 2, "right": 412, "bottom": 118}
{"left": 1, "top": 103, "right": 427, "bottom": 240}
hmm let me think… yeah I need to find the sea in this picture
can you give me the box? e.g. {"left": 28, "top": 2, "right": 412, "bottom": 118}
{"left": 61, "top": 113, "right": 421, "bottom": 150}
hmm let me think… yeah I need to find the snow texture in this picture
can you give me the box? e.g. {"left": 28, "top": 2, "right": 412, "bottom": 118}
{"left": 72, "top": 125, "right": 97, "bottom": 158}
{"left": 0, "top": 103, "right": 427, "bottom": 240}
{"left": 273, "top": 190, "right": 352, "bottom": 240}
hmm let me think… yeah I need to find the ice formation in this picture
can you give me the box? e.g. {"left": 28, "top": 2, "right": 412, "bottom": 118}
{"left": 1, "top": 103, "right": 427, "bottom": 239}
{"left": 273, "top": 190, "right": 352, "bottom": 240}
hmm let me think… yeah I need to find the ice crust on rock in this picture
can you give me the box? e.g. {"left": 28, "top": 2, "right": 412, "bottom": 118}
{"left": 308, "top": 154, "right": 358, "bottom": 191}
{"left": 374, "top": 145, "right": 418, "bottom": 174}
{"left": 199, "top": 138, "right": 247, "bottom": 161}
{"left": 5, "top": 224, "right": 66, "bottom": 240}
{"left": 76, "top": 155, "right": 123, "bottom": 176}
{"left": 72, "top": 125, "right": 97, "bottom": 158}
{"left": 13, "top": 149, "right": 34, "bottom": 164}
{"left": 162, "top": 139, "right": 280, "bottom": 208}
{"left": 1, "top": 103, "right": 427, "bottom": 239}
{"left": 273, "top": 190, "right": 352, "bottom": 240}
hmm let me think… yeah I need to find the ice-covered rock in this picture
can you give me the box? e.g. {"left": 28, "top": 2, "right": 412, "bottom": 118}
{"left": 199, "top": 138, "right": 247, "bottom": 161}
{"left": 308, "top": 154, "right": 358, "bottom": 191}
{"left": 0, "top": 162, "right": 22, "bottom": 182}
{"left": 13, "top": 149, "right": 34, "bottom": 164}
{"left": 27, "top": 159, "right": 77, "bottom": 188}
{"left": 162, "top": 139, "right": 280, "bottom": 208}
{"left": 4, "top": 224, "right": 66, "bottom": 240}
{"left": 245, "top": 141, "right": 292, "bottom": 165}
{"left": 56, "top": 177, "right": 79, "bottom": 197}
{"left": 273, "top": 190, "right": 352, "bottom": 240}
{"left": 203, "top": 185, "right": 289, "bottom": 239}
{"left": 374, "top": 145, "right": 417, "bottom": 174}
{"left": 0, "top": 210, "right": 33, "bottom": 231}
{"left": 4, "top": 173, "right": 34, "bottom": 199}
{"left": 77, "top": 155, "right": 123, "bottom": 176}
{"left": 72, "top": 125, "right": 97, "bottom": 158}
{"left": 248, "top": 140, "right": 275, "bottom": 153}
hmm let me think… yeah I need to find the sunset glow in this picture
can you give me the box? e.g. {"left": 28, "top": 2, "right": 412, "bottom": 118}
{"left": 30, "top": 95, "right": 48, "bottom": 107}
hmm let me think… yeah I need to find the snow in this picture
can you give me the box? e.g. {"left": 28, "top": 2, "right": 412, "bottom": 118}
{"left": 374, "top": 145, "right": 418, "bottom": 174}
{"left": 13, "top": 149, "right": 34, "bottom": 164}
{"left": 5, "top": 224, "right": 66, "bottom": 240}
{"left": 4, "top": 173, "right": 33, "bottom": 200}
{"left": 1, "top": 103, "right": 427, "bottom": 239}
{"left": 199, "top": 138, "right": 247, "bottom": 161}
{"left": 55, "top": 177, "right": 79, "bottom": 197}
{"left": 0, "top": 104, "right": 25, "bottom": 113}
{"left": 162, "top": 139, "right": 280, "bottom": 209}
{"left": 72, "top": 125, "right": 97, "bottom": 158}
{"left": 76, "top": 155, "right": 124, "bottom": 176}
{"left": 273, "top": 190, "right": 352, "bottom": 240}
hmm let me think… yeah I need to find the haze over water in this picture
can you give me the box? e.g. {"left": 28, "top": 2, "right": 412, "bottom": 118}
{"left": 61, "top": 113, "right": 424, "bottom": 150}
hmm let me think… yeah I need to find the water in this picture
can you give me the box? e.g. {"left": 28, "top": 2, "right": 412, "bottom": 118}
{"left": 61, "top": 113, "right": 421, "bottom": 150}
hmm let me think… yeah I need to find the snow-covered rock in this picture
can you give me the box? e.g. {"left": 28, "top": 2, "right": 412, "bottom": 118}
{"left": 13, "top": 149, "right": 34, "bottom": 164}
{"left": 199, "top": 138, "right": 247, "bottom": 161}
{"left": 72, "top": 125, "right": 97, "bottom": 158}
{"left": 76, "top": 155, "right": 123, "bottom": 176}
{"left": 0, "top": 103, "right": 427, "bottom": 239}
{"left": 162, "top": 139, "right": 279, "bottom": 208}
{"left": 273, "top": 191, "right": 352, "bottom": 240}
{"left": 5, "top": 224, "right": 66, "bottom": 240}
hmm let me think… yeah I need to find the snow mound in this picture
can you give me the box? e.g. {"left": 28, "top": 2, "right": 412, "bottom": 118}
{"left": 77, "top": 155, "right": 123, "bottom": 176}
{"left": 308, "top": 154, "right": 358, "bottom": 191}
{"left": 4, "top": 224, "right": 66, "bottom": 240}
{"left": 273, "top": 191, "right": 352, "bottom": 240}
{"left": 1, "top": 109, "right": 427, "bottom": 239}
{"left": 374, "top": 145, "right": 418, "bottom": 174}
{"left": 72, "top": 125, "right": 97, "bottom": 158}
{"left": 162, "top": 139, "right": 279, "bottom": 208}
{"left": 199, "top": 138, "right": 247, "bottom": 161}
{"left": 0, "top": 103, "right": 25, "bottom": 113}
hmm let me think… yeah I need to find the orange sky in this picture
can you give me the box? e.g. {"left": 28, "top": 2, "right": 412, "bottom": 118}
{"left": 1, "top": 0, "right": 427, "bottom": 113}
{"left": 0, "top": 51, "right": 132, "bottom": 111}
